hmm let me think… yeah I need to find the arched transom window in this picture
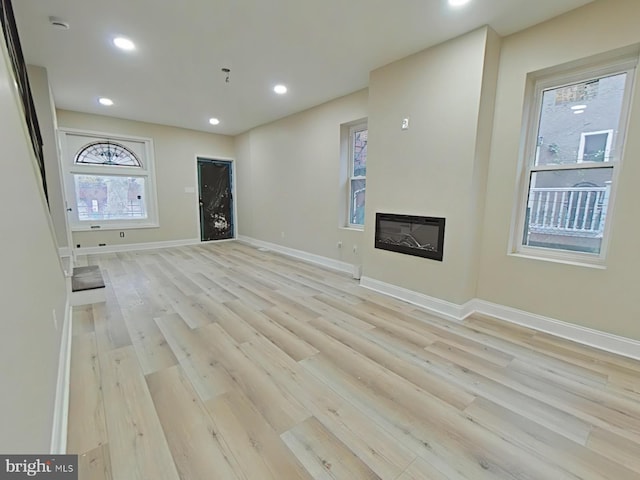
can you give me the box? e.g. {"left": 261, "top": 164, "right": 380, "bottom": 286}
{"left": 75, "top": 141, "right": 142, "bottom": 167}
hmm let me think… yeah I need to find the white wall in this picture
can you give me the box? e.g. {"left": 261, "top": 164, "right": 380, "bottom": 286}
{"left": 56, "top": 110, "right": 235, "bottom": 249}
{"left": 234, "top": 131, "right": 253, "bottom": 237}
{"left": 477, "top": 0, "right": 640, "bottom": 340}
{"left": 235, "top": 90, "right": 368, "bottom": 265}
{"left": 0, "top": 29, "right": 67, "bottom": 452}
{"left": 362, "top": 27, "right": 500, "bottom": 305}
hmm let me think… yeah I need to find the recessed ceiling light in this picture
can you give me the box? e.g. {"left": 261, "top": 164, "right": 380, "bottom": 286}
{"left": 113, "top": 37, "right": 135, "bottom": 51}
{"left": 209, "top": 118, "right": 220, "bottom": 125}
{"left": 98, "top": 97, "right": 114, "bottom": 106}
{"left": 571, "top": 105, "right": 587, "bottom": 110}
{"left": 274, "top": 84, "right": 288, "bottom": 95}
{"left": 449, "top": 0, "right": 471, "bottom": 6}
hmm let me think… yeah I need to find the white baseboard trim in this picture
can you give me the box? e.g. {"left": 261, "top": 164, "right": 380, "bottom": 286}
{"left": 471, "top": 299, "right": 640, "bottom": 362}
{"left": 358, "top": 276, "right": 640, "bottom": 362}
{"left": 238, "top": 235, "right": 356, "bottom": 276}
{"left": 50, "top": 300, "right": 72, "bottom": 454}
{"left": 75, "top": 238, "right": 201, "bottom": 255}
{"left": 359, "top": 276, "right": 470, "bottom": 322}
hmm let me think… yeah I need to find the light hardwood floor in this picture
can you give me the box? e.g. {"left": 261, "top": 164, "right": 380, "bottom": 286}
{"left": 67, "top": 242, "right": 640, "bottom": 479}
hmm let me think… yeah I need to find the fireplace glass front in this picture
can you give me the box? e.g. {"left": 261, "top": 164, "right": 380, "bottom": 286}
{"left": 375, "top": 213, "right": 445, "bottom": 261}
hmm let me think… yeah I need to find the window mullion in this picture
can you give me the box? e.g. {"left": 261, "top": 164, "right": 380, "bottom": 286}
{"left": 70, "top": 166, "right": 145, "bottom": 176}
{"left": 530, "top": 163, "right": 616, "bottom": 173}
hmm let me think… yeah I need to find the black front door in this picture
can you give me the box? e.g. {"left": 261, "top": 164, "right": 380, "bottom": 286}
{"left": 197, "top": 158, "right": 234, "bottom": 241}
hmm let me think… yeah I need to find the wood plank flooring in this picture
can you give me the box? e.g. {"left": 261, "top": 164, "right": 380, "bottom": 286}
{"left": 68, "top": 242, "right": 640, "bottom": 479}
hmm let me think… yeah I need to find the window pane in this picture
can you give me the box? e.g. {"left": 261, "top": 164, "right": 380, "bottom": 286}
{"left": 523, "top": 168, "right": 613, "bottom": 254}
{"left": 350, "top": 179, "right": 366, "bottom": 225}
{"left": 352, "top": 129, "right": 367, "bottom": 176}
{"left": 536, "top": 73, "right": 626, "bottom": 166}
{"left": 74, "top": 175, "right": 147, "bottom": 221}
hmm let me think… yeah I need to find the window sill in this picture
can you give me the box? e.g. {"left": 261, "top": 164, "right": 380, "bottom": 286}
{"left": 508, "top": 251, "right": 607, "bottom": 270}
{"left": 71, "top": 222, "right": 160, "bottom": 232}
{"left": 341, "top": 226, "right": 364, "bottom": 232}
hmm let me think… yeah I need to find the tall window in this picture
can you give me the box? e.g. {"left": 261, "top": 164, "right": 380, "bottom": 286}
{"left": 348, "top": 123, "right": 367, "bottom": 227}
{"left": 514, "top": 57, "right": 636, "bottom": 263}
{"left": 60, "top": 131, "right": 158, "bottom": 230}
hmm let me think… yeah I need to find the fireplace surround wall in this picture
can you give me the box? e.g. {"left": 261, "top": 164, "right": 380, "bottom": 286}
{"left": 375, "top": 213, "right": 445, "bottom": 261}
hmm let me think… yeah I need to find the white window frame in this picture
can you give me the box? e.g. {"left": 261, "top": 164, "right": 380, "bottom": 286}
{"left": 511, "top": 57, "right": 636, "bottom": 266}
{"left": 577, "top": 129, "right": 614, "bottom": 163}
{"left": 347, "top": 122, "right": 367, "bottom": 228}
{"left": 59, "top": 128, "right": 159, "bottom": 231}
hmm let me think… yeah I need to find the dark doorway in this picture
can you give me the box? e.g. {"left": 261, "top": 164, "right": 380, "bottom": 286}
{"left": 197, "top": 158, "right": 234, "bottom": 241}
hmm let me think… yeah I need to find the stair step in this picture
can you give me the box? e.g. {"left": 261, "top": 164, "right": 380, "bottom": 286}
{"left": 71, "top": 265, "right": 105, "bottom": 292}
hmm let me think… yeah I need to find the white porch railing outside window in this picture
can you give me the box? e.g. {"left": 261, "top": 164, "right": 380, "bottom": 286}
{"left": 527, "top": 184, "right": 612, "bottom": 237}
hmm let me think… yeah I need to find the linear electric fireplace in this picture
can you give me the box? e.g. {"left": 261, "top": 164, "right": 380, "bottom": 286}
{"left": 375, "top": 213, "right": 445, "bottom": 261}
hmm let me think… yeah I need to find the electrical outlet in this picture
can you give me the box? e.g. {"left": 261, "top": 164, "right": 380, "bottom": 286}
{"left": 337, "top": 241, "right": 342, "bottom": 248}
{"left": 402, "top": 118, "right": 410, "bottom": 130}
{"left": 353, "top": 245, "right": 358, "bottom": 254}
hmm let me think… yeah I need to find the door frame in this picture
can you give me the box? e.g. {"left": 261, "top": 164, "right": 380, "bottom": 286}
{"left": 195, "top": 156, "right": 237, "bottom": 242}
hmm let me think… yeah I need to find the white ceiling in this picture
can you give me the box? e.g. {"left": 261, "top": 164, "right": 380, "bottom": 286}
{"left": 13, "top": 0, "right": 594, "bottom": 136}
